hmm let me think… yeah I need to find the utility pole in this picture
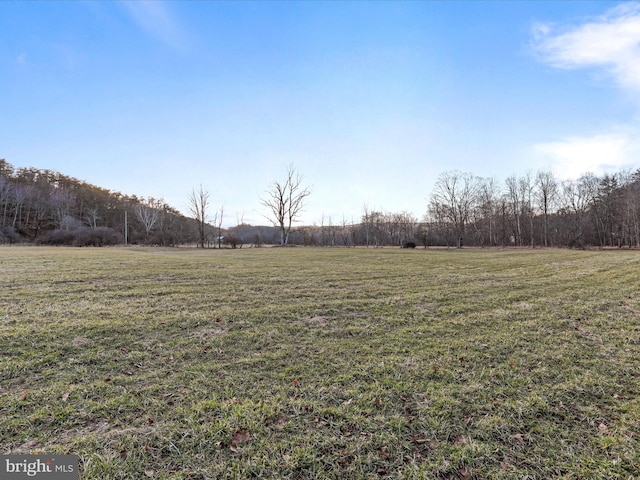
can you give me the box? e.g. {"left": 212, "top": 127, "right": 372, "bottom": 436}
{"left": 124, "top": 210, "right": 128, "bottom": 246}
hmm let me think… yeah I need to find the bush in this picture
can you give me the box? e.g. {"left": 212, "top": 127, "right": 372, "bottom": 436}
{"left": 0, "top": 227, "right": 20, "bottom": 245}
{"left": 402, "top": 241, "right": 417, "bottom": 249}
{"left": 37, "top": 227, "right": 121, "bottom": 247}
{"left": 37, "top": 229, "right": 76, "bottom": 246}
{"left": 72, "top": 227, "right": 121, "bottom": 247}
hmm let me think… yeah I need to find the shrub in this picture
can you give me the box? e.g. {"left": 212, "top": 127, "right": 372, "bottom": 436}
{"left": 0, "top": 227, "right": 20, "bottom": 245}
{"left": 37, "top": 227, "right": 122, "bottom": 247}
{"left": 72, "top": 227, "right": 121, "bottom": 247}
{"left": 37, "top": 229, "right": 76, "bottom": 246}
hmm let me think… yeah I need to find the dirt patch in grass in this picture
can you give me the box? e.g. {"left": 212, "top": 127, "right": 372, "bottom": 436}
{"left": 72, "top": 336, "right": 93, "bottom": 347}
{"left": 189, "top": 328, "right": 226, "bottom": 338}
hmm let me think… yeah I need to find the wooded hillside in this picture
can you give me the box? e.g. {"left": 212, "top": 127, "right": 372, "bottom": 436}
{"left": 0, "top": 159, "right": 196, "bottom": 246}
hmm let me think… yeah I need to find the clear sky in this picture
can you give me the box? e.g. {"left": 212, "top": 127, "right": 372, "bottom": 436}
{"left": 2, "top": 1, "right": 640, "bottom": 226}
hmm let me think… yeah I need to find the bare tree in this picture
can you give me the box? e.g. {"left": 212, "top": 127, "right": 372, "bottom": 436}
{"left": 475, "top": 177, "right": 499, "bottom": 246}
{"left": 11, "top": 185, "right": 25, "bottom": 229}
{"left": 536, "top": 170, "right": 558, "bottom": 247}
{"left": 0, "top": 177, "right": 13, "bottom": 228}
{"left": 24, "top": 185, "right": 48, "bottom": 239}
{"left": 505, "top": 175, "right": 523, "bottom": 246}
{"left": 340, "top": 215, "right": 353, "bottom": 247}
{"left": 622, "top": 171, "right": 640, "bottom": 247}
{"left": 559, "top": 174, "right": 598, "bottom": 247}
{"left": 417, "top": 221, "right": 430, "bottom": 248}
{"left": 189, "top": 185, "right": 210, "bottom": 248}
{"left": 84, "top": 206, "right": 100, "bottom": 229}
{"left": 217, "top": 205, "right": 224, "bottom": 248}
{"left": 324, "top": 215, "right": 336, "bottom": 246}
{"left": 135, "top": 198, "right": 161, "bottom": 242}
{"left": 428, "top": 171, "right": 478, "bottom": 248}
{"left": 261, "top": 165, "right": 311, "bottom": 245}
{"left": 50, "top": 187, "right": 74, "bottom": 230}
{"left": 361, "top": 209, "right": 385, "bottom": 247}
{"left": 395, "top": 211, "right": 417, "bottom": 246}
{"left": 320, "top": 213, "right": 327, "bottom": 246}
{"left": 362, "top": 204, "right": 372, "bottom": 247}
{"left": 519, "top": 172, "right": 535, "bottom": 248}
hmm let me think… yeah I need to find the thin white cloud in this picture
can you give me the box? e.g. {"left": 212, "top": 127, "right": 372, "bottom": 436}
{"left": 533, "top": 3, "right": 640, "bottom": 177}
{"left": 119, "top": 1, "right": 187, "bottom": 51}
{"left": 533, "top": 2, "right": 640, "bottom": 91}
{"left": 535, "top": 133, "right": 635, "bottom": 179}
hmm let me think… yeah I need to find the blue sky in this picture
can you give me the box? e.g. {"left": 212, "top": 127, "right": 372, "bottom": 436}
{"left": 2, "top": 1, "right": 640, "bottom": 226}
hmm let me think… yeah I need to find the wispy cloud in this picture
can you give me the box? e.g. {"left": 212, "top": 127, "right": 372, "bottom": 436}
{"left": 535, "top": 132, "right": 637, "bottom": 179}
{"left": 533, "top": 3, "right": 640, "bottom": 91}
{"left": 119, "top": 1, "right": 187, "bottom": 51}
{"left": 532, "top": 3, "right": 640, "bottom": 177}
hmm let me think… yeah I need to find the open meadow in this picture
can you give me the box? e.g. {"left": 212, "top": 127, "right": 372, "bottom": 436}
{"left": 1, "top": 246, "right": 639, "bottom": 479}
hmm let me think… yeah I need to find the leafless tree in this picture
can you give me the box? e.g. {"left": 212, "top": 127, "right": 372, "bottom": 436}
{"left": 535, "top": 170, "right": 558, "bottom": 247}
{"left": 417, "top": 222, "right": 430, "bottom": 248}
{"left": 217, "top": 205, "right": 224, "bottom": 248}
{"left": 135, "top": 198, "right": 161, "bottom": 242}
{"left": 396, "top": 211, "right": 417, "bottom": 246}
{"left": 24, "top": 185, "right": 48, "bottom": 238}
{"left": 339, "top": 215, "right": 353, "bottom": 247}
{"left": 324, "top": 215, "right": 336, "bottom": 246}
{"left": 475, "top": 177, "right": 499, "bottom": 246}
{"left": 621, "top": 171, "right": 640, "bottom": 247}
{"left": 261, "top": 165, "right": 311, "bottom": 245}
{"left": 361, "top": 208, "right": 385, "bottom": 247}
{"left": 84, "top": 207, "right": 100, "bottom": 229}
{"left": 319, "top": 213, "right": 327, "bottom": 246}
{"left": 519, "top": 172, "right": 535, "bottom": 248}
{"left": 362, "top": 204, "right": 372, "bottom": 247}
{"left": 0, "top": 177, "right": 13, "bottom": 227}
{"left": 189, "top": 185, "right": 210, "bottom": 248}
{"left": 11, "top": 185, "right": 25, "bottom": 229}
{"left": 384, "top": 212, "right": 401, "bottom": 246}
{"left": 559, "top": 174, "right": 598, "bottom": 247}
{"left": 429, "top": 171, "right": 479, "bottom": 248}
{"left": 505, "top": 175, "right": 523, "bottom": 246}
{"left": 50, "top": 187, "right": 74, "bottom": 230}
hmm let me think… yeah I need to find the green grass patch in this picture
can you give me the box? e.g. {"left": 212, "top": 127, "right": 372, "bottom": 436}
{"left": 1, "top": 246, "right": 639, "bottom": 479}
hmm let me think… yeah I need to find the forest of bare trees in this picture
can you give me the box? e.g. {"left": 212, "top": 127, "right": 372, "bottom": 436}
{"left": 426, "top": 169, "right": 640, "bottom": 248}
{"left": 2, "top": 157, "right": 640, "bottom": 248}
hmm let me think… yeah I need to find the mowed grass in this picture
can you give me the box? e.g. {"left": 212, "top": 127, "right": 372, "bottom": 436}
{"left": 1, "top": 246, "right": 639, "bottom": 479}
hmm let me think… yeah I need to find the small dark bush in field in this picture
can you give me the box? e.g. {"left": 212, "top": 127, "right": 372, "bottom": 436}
{"left": 402, "top": 241, "right": 417, "bottom": 249}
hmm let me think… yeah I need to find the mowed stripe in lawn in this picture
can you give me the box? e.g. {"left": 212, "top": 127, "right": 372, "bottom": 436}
{"left": 1, "top": 247, "right": 638, "bottom": 479}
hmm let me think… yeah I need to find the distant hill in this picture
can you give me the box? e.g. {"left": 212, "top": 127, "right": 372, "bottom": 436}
{"left": 0, "top": 159, "right": 198, "bottom": 246}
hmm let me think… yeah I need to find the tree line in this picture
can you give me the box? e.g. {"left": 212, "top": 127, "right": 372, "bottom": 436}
{"left": 264, "top": 166, "right": 640, "bottom": 249}
{"left": 425, "top": 169, "right": 640, "bottom": 248}
{"left": 256, "top": 166, "right": 640, "bottom": 249}
{"left": 2, "top": 157, "right": 640, "bottom": 248}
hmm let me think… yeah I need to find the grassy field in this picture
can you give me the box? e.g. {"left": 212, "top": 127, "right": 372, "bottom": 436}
{"left": 1, "top": 246, "right": 639, "bottom": 479}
